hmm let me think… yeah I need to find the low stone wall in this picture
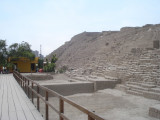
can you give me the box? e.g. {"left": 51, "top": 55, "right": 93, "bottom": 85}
{"left": 95, "top": 80, "right": 117, "bottom": 90}
{"left": 26, "top": 74, "right": 53, "bottom": 80}
{"left": 30, "top": 80, "right": 118, "bottom": 97}
{"left": 149, "top": 105, "right": 160, "bottom": 119}
{"left": 44, "top": 82, "right": 94, "bottom": 96}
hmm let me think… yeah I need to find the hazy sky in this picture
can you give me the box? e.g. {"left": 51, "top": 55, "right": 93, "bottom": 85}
{"left": 0, "top": 0, "right": 160, "bottom": 56}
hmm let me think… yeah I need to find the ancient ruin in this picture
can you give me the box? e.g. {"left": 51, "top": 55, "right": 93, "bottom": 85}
{"left": 44, "top": 24, "right": 160, "bottom": 119}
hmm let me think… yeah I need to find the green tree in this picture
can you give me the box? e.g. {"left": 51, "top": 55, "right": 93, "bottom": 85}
{"left": 8, "top": 41, "right": 35, "bottom": 73}
{"left": 51, "top": 54, "right": 58, "bottom": 63}
{"left": 8, "top": 41, "right": 35, "bottom": 61}
{"left": 38, "top": 59, "right": 43, "bottom": 69}
{"left": 44, "top": 63, "right": 56, "bottom": 72}
{"left": 58, "top": 65, "right": 68, "bottom": 73}
{"left": 44, "top": 54, "right": 58, "bottom": 72}
{"left": 0, "top": 40, "right": 7, "bottom": 66}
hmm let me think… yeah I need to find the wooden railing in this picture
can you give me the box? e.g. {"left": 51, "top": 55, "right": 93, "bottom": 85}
{"left": 13, "top": 71, "right": 105, "bottom": 120}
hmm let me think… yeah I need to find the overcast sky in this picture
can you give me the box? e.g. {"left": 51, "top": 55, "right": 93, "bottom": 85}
{"left": 0, "top": 0, "right": 160, "bottom": 56}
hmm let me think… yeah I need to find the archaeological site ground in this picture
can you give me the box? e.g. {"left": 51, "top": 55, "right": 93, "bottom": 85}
{"left": 24, "top": 24, "right": 160, "bottom": 120}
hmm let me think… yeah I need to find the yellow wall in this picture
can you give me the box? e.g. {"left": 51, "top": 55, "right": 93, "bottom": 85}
{"left": 10, "top": 57, "right": 38, "bottom": 73}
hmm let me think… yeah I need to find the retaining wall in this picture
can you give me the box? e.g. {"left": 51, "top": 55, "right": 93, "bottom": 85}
{"left": 31, "top": 80, "right": 117, "bottom": 97}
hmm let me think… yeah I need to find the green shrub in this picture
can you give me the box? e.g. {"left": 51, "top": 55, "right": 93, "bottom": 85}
{"left": 58, "top": 65, "right": 68, "bottom": 73}
{"left": 43, "top": 63, "right": 56, "bottom": 72}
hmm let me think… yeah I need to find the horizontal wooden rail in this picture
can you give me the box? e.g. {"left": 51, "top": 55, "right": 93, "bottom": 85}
{"left": 13, "top": 71, "right": 105, "bottom": 120}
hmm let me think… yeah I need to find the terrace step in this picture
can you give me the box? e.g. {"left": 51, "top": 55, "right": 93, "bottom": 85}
{"left": 143, "top": 91, "right": 160, "bottom": 101}
{"left": 126, "top": 87, "right": 160, "bottom": 100}
{"left": 72, "top": 76, "right": 87, "bottom": 81}
{"left": 150, "top": 87, "right": 160, "bottom": 94}
{"left": 104, "top": 76, "right": 121, "bottom": 83}
{"left": 126, "top": 82, "right": 156, "bottom": 88}
{"left": 115, "top": 84, "right": 130, "bottom": 91}
{"left": 143, "top": 81, "right": 156, "bottom": 85}
{"left": 125, "top": 84, "right": 149, "bottom": 91}
{"left": 126, "top": 90, "right": 143, "bottom": 96}
{"left": 123, "top": 82, "right": 160, "bottom": 101}
{"left": 128, "top": 88, "right": 146, "bottom": 94}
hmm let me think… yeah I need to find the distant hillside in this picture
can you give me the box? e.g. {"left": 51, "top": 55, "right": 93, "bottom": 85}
{"left": 46, "top": 24, "right": 160, "bottom": 70}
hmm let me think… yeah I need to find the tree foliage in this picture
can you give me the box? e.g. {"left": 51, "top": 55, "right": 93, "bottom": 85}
{"left": 8, "top": 41, "right": 35, "bottom": 61}
{"left": 58, "top": 65, "right": 68, "bottom": 73}
{"left": 0, "top": 40, "right": 7, "bottom": 66}
{"left": 38, "top": 59, "right": 43, "bottom": 69}
{"left": 44, "top": 63, "right": 56, "bottom": 72}
{"left": 43, "top": 54, "right": 58, "bottom": 72}
{"left": 51, "top": 54, "right": 58, "bottom": 63}
{"left": 0, "top": 40, "right": 35, "bottom": 71}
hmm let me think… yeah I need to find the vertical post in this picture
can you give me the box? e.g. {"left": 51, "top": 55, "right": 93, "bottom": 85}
{"left": 18, "top": 76, "right": 19, "bottom": 84}
{"left": 25, "top": 78, "right": 27, "bottom": 93}
{"left": 22, "top": 79, "right": 23, "bottom": 89}
{"left": 23, "top": 78, "right": 24, "bottom": 90}
{"left": 88, "top": 116, "right": 94, "bottom": 120}
{"left": 32, "top": 83, "right": 34, "bottom": 103}
{"left": 37, "top": 86, "right": 40, "bottom": 111}
{"left": 27, "top": 80, "right": 30, "bottom": 98}
{"left": 45, "top": 91, "right": 49, "bottom": 120}
{"left": 59, "top": 99, "right": 64, "bottom": 120}
{"left": 18, "top": 73, "right": 20, "bottom": 85}
{"left": 20, "top": 80, "right": 22, "bottom": 87}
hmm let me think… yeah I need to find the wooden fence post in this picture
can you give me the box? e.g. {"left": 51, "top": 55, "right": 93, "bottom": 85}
{"left": 32, "top": 83, "right": 34, "bottom": 103}
{"left": 45, "top": 91, "right": 49, "bottom": 120}
{"left": 59, "top": 99, "right": 64, "bottom": 120}
{"left": 23, "top": 78, "right": 24, "bottom": 90}
{"left": 27, "top": 80, "right": 30, "bottom": 98}
{"left": 37, "top": 86, "right": 40, "bottom": 111}
{"left": 25, "top": 78, "right": 27, "bottom": 93}
{"left": 88, "top": 116, "right": 94, "bottom": 120}
{"left": 20, "top": 79, "right": 22, "bottom": 87}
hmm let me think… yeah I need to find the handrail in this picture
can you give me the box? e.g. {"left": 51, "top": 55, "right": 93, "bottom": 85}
{"left": 13, "top": 71, "right": 105, "bottom": 120}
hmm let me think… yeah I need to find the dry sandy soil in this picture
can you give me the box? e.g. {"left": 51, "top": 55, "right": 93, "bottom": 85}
{"left": 25, "top": 73, "right": 160, "bottom": 120}
{"left": 36, "top": 88, "right": 160, "bottom": 120}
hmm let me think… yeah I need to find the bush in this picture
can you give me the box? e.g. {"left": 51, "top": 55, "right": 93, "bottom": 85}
{"left": 58, "top": 66, "right": 68, "bottom": 73}
{"left": 43, "top": 63, "right": 56, "bottom": 72}
{"left": 43, "top": 54, "right": 58, "bottom": 73}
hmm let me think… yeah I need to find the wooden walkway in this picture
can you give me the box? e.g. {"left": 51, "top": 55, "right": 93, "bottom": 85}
{"left": 0, "top": 74, "right": 44, "bottom": 120}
